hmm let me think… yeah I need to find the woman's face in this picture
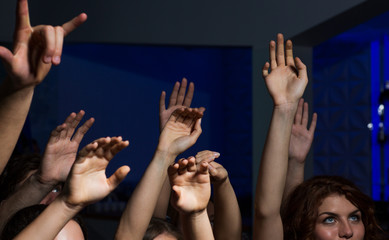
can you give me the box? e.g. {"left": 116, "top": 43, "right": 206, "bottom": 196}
{"left": 313, "top": 194, "right": 365, "bottom": 240}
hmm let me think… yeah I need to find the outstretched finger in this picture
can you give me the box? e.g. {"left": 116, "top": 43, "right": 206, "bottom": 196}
{"left": 0, "top": 47, "right": 14, "bottom": 66}
{"left": 295, "top": 57, "right": 307, "bottom": 80}
{"left": 72, "top": 117, "right": 95, "bottom": 143}
{"left": 294, "top": 99, "right": 304, "bottom": 125}
{"left": 176, "top": 78, "right": 188, "bottom": 105}
{"left": 110, "top": 140, "right": 130, "bottom": 157}
{"left": 159, "top": 91, "right": 167, "bottom": 112}
{"left": 108, "top": 165, "right": 130, "bottom": 191}
{"left": 195, "top": 151, "right": 219, "bottom": 163}
{"left": 276, "top": 33, "right": 285, "bottom": 66}
{"left": 285, "top": 40, "right": 295, "bottom": 67}
{"left": 302, "top": 102, "right": 309, "bottom": 127}
{"left": 62, "top": 13, "right": 87, "bottom": 36}
{"left": 15, "top": 0, "right": 31, "bottom": 32}
{"left": 262, "top": 62, "right": 270, "bottom": 78}
{"left": 48, "top": 123, "right": 67, "bottom": 143}
{"left": 78, "top": 141, "right": 98, "bottom": 157}
{"left": 67, "top": 110, "right": 85, "bottom": 138}
{"left": 183, "top": 81, "right": 194, "bottom": 107}
{"left": 309, "top": 113, "right": 318, "bottom": 134}
{"left": 269, "top": 41, "right": 277, "bottom": 70}
{"left": 190, "top": 118, "right": 203, "bottom": 140}
{"left": 168, "top": 82, "right": 180, "bottom": 107}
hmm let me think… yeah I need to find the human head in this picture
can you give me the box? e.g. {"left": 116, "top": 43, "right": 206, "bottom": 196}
{"left": 144, "top": 217, "right": 183, "bottom": 240}
{"left": 1, "top": 204, "right": 87, "bottom": 240}
{"left": 0, "top": 153, "right": 63, "bottom": 204}
{"left": 281, "top": 176, "right": 383, "bottom": 240}
{"left": 0, "top": 154, "right": 41, "bottom": 202}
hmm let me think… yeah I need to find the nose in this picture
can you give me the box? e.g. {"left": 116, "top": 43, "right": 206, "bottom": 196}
{"left": 339, "top": 221, "right": 353, "bottom": 239}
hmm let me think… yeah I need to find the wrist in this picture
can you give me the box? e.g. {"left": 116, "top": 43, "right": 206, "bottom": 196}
{"left": 3, "top": 76, "right": 35, "bottom": 92}
{"left": 288, "top": 157, "right": 306, "bottom": 165}
{"left": 31, "top": 172, "right": 58, "bottom": 189}
{"left": 155, "top": 146, "right": 178, "bottom": 159}
{"left": 213, "top": 176, "right": 229, "bottom": 188}
{"left": 274, "top": 102, "right": 298, "bottom": 112}
{"left": 180, "top": 208, "right": 207, "bottom": 218}
{"left": 54, "top": 194, "right": 83, "bottom": 216}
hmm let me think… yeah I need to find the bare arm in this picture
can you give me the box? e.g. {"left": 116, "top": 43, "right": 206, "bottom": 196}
{"left": 196, "top": 150, "right": 242, "bottom": 240}
{"left": 0, "top": 0, "right": 87, "bottom": 174}
{"left": 115, "top": 108, "right": 204, "bottom": 240}
{"left": 14, "top": 137, "right": 130, "bottom": 240}
{"left": 283, "top": 99, "right": 317, "bottom": 202}
{"left": 169, "top": 157, "right": 214, "bottom": 240}
{"left": 253, "top": 34, "right": 308, "bottom": 240}
{"left": 154, "top": 78, "right": 195, "bottom": 219}
{"left": 0, "top": 111, "right": 93, "bottom": 231}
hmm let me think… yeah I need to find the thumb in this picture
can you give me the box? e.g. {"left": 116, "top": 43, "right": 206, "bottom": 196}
{"left": 208, "top": 163, "right": 218, "bottom": 176}
{"left": 0, "top": 46, "right": 14, "bottom": 66}
{"left": 108, "top": 165, "right": 130, "bottom": 191}
{"left": 172, "top": 185, "right": 182, "bottom": 199}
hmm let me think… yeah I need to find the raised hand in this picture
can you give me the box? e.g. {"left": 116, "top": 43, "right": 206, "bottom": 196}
{"left": 158, "top": 107, "right": 204, "bottom": 156}
{"left": 289, "top": 99, "right": 317, "bottom": 163}
{"left": 38, "top": 110, "right": 94, "bottom": 184}
{"left": 262, "top": 34, "right": 308, "bottom": 107}
{"left": 159, "top": 78, "right": 194, "bottom": 131}
{"left": 0, "top": 0, "right": 87, "bottom": 90}
{"left": 62, "top": 137, "right": 130, "bottom": 208}
{"left": 194, "top": 150, "right": 227, "bottom": 184}
{"left": 168, "top": 157, "right": 211, "bottom": 214}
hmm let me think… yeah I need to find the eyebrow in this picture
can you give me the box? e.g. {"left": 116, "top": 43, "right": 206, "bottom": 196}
{"left": 318, "top": 209, "right": 361, "bottom": 217}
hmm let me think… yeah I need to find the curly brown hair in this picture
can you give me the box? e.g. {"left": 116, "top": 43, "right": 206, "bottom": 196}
{"left": 281, "top": 176, "right": 385, "bottom": 240}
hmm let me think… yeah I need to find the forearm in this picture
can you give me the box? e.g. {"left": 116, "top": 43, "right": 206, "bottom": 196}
{"left": 0, "top": 80, "right": 34, "bottom": 173}
{"left": 14, "top": 196, "right": 80, "bottom": 240}
{"left": 283, "top": 158, "right": 305, "bottom": 203}
{"left": 254, "top": 104, "right": 297, "bottom": 239}
{"left": 153, "top": 176, "right": 171, "bottom": 219}
{"left": 213, "top": 178, "right": 241, "bottom": 240}
{"left": 115, "top": 150, "right": 176, "bottom": 240}
{"left": 0, "top": 173, "right": 55, "bottom": 232}
{"left": 181, "top": 210, "right": 214, "bottom": 240}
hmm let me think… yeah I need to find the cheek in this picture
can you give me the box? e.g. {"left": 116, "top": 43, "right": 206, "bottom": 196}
{"left": 313, "top": 225, "right": 337, "bottom": 240}
{"left": 353, "top": 222, "right": 365, "bottom": 239}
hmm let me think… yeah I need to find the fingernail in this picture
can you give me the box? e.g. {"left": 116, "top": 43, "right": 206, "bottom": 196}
{"left": 44, "top": 56, "right": 52, "bottom": 63}
{"left": 54, "top": 56, "right": 61, "bottom": 64}
{"left": 214, "top": 152, "right": 220, "bottom": 157}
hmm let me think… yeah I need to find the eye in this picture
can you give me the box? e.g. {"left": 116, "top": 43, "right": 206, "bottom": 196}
{"left": 349, "top": 215, "right": 360, "bottom": 222}
{"left": 323, "top": 217, "right": 335, "bottom": 224}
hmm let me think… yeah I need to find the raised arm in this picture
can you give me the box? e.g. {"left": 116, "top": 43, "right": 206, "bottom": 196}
{"left": 283, "top": 99, "right": 317, "bottom": 201}
{"left": 0, "top": 0, "right": 87, "bottom": 174}
{"left": 155, "top": 78, "right": 195, "bottom": 219}
{"left": 116, "top": 107, "right": 204, "bottom": 240}
{"left": 13, "top": 137, "right": 130, "bottom": 240}
{"left": 253, "top": 34, "right": 308, "bottom": 240}
{"left": 0, "top": 111, "right": 93, "bottom": 231}
{"left": 195, "top": 150, "right": 242, "bottom": 240}
{"left": 169, "top": 157, "right": 214, "bottom": 240}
